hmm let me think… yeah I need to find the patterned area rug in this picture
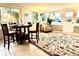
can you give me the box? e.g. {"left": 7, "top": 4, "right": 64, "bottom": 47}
{"left": 31, "top": 31, "right": 79, "bottom": 56}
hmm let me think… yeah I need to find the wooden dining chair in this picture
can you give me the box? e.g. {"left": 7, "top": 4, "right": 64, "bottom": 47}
{"left": 1, "top": 24, "right": 16, "bottom": 49}
{"left": 29, "top": 23, "right": 39, "bottom": 43}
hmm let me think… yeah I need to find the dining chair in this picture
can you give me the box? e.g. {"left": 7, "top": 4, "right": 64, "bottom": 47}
{"left": 29, "top": 23, "right": 39, "bottom": 43}
{"left": 1, "top": 24, "right": 16, "bottom": 49}
{"left": 9, "top": 22, "right": 18, "bottom": 42}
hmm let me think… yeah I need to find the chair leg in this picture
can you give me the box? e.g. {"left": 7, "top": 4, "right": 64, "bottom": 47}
{"left": 20, "top": 37, "right": 23, "bottom": 44}
{"left": 37, "top": 32, "right": 39, "bottom": 43}
{"left": 16, "top": 34, "right": 20, "bottom": 44}
{"left": 4, "top": 36, "right": 6, "bottom": 47}
{"left": 8, "top": 36, "right": 10, "bottom": 49}
{"left": 12, "top": 35, "right": 15, "bottom": 42}
{"left": 37, "top": 32, "right": 39, "bottom": 40}
{"left": 36, "top": 33, "right": 39, "bottom": 43}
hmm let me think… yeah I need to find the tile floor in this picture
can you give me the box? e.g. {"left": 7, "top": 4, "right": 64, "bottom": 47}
{"left": 0, "top": 39, "right": 48, "bottom": 56}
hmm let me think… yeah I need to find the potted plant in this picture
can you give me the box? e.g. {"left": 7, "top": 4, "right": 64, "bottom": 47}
{"left": 66, "top": 17, "right": 72, "bottom": 22}
{"left": 76, "top": 18, "right": 79, "bottom": 23}
{"left": 25, "top": 12, "right": 29, "bottom": 17}
{"left": 66, "top": 19, "right": 71, "bottom": 22}
{"left": 47, "top": 17, "right": 52, "bottom": 25}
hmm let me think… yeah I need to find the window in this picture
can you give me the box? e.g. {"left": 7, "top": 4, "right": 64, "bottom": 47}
{"left": 40, "top": 12, "right": 47, "bottom": 22}
{"left": 54, "top": 13, "right": 61, "bottom": 22}
{"left": 48, "top": 12, "right": 55, "bottom": 22}
{"left": 76, "top": 10, "right": 79, "bottom": 23}
{"left": 32, "top": 12, "right": 39, "bottom": 23}
{"left": 65, "top": 12, "right": 73, "bottom": 22}
{"left": 24, "top": 11, "right": 62, "bottom": 24}
{"left": 0, "top": 7, "right": 20, "bottom": 29}
{"left": 0, "top": 7, "right": 20, "bottom": 24}
{"left": 25, "top": 11, "right": 33, "bottom": 24}
{"left": 0, "top": 7, "right": 11, "bottom": 24}
{"left": 40, "top": 12, "right": 49, "bottom": 22}
{"left": 11, "top": 9, "right": 20, "bottom": 24}
{"left": 0, "top": 8, "right": 1, "bottom": 24}
{"left": 0, "top": 7, "right": 11, "bottom": 29}
{"left": 25, "top": 11, "right": 42, "bottom": 24}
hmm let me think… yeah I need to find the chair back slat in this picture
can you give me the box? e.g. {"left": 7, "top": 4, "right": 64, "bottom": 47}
{"left": 1, "top": 24, "right": 9, "bottom": 35}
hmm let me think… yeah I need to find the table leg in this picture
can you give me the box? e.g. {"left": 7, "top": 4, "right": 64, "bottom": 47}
{"left": 28, "top": 27, "right": 31, "bottom": 43}
{"left": 15, "top": 28, "right": 20, "bottom": 44}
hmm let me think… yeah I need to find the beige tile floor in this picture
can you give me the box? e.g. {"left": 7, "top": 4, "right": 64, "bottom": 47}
{"left": 0, "top": 39, "right": 48, "bottom": 56}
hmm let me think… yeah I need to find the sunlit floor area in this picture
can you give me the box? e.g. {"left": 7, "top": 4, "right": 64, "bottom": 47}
{"left": 0, "top": 39, "right": 48, "bottom": 56}
{"left": 1, "top": 31, "right": 79, "bottom": 56}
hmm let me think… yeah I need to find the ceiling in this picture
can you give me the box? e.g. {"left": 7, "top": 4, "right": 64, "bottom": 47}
{"left": 0, "top": 3, "right": 78, "bottom": 12}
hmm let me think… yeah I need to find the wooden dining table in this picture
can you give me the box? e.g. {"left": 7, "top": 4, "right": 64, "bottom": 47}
{"left": 12, "top": 24, "right": 32, "bottom": 44}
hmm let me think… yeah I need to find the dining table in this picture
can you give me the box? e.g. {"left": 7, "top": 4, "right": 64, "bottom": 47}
{"left": 12, "top": 24, "right": 32, "bottom": 44}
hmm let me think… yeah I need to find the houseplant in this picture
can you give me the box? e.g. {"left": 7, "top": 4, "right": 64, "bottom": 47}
{"left": 66, "top": 17, "right": 72, "bottom": 22}
{"left": 76, "top": 18, "right": 79, "bottom": 23}
{"left": 47, "top": 17, "right": 52, "bottom": 25}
